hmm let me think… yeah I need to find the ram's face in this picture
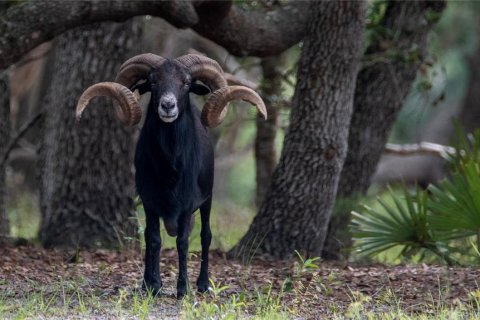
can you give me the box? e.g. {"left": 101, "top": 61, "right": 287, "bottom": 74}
{"left": 149, "top": 61, "right": 191, "bottom": 123}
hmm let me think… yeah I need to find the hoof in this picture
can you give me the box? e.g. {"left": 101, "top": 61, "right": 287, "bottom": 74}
{"left": 176, "top": 280, "right": 189, "bottom": 299}
{"left": 176, "top": 288, "right": 187, "bottom": 300}
{"left": 142, "top": 280, "right": 162, "bottom": 296}
{"left": 197, "top": 278, "right": 210, "bottom": 293}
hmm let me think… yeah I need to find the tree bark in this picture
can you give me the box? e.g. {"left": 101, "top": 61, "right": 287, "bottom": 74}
{"left": 254, "top": 55, "right": 285, "bottom": 207}
{"left": 0, "top": 0, "right": 197, "bottom": 69}
{"left": 0, "top": 72, "right": 10, "bottom": 236}
{"left": 0, "top": 1, "right": 309, "bottom": 70}
{"left": 460, "top": 45, "right": 480, "bottom": 134}
{"left": 322, "top": 1, "right": 446, "bottom": 260}
{"left": 231, "top": 1, "right": 366, "bottom": 260}
{"left": 193, "top": 1, "right": 309, "bottom": 57}
{"left": 39, "top": 21, "right": 141, "bottom": 248}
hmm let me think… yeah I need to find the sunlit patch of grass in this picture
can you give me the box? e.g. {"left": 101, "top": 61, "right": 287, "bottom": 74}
{"left": 7, "top": 191, "right": 40, "bottom": 239}
{"left": 131, "top": 199, "right": 255, "bottom": 252}
{"left": 181, "top": 279, "right": 289, "bottom": 320}
{"left": 334, "top": 287, "right": 480, "bottom": 320}
{"left": 7, "top": 192, "right": 255, "bottom": 254}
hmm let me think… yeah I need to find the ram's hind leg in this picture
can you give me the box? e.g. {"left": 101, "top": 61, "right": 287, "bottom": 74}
{"left": 142, "top": 207, "right": 162, "bottom": 295}
{"left": 197, "top": 197, "right": 212, "bottom": 293}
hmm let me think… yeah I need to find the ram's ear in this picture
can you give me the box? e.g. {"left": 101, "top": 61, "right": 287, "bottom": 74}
{"left": 130, "top": 80, "right": 150, "bottom": 95}
{"left": 190, "top": 82, "right": 211, "bottom": 96}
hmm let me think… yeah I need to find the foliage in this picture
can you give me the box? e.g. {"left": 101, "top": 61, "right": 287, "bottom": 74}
{"left": 293, "top": 249, "right": 320, "bottom": 277}
{"left": 446, "top": 124, "right": 480, "bottom": 170}
{"left": 428, "top": 127, "right": 480, "bottom": 244}
{"left": 351, "top": 185, "right": 451, "bottom": 264}
{"left": 390, "top": 2, "right": 480, "bottom": 143}
{"left": 352, "top": 127, "right": 480, "bottom": 264}
{"left": 428, "top": 162, "right": 480, "bottom": 241}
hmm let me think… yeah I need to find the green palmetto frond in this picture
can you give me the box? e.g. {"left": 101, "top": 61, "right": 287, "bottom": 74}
{"left": 428, "top": 161, "right": 480, "bottom": 241}
{"left": 428, "top": 126, "right": 480, "bottom": 243}
{"left": 351, "top": 185, "right": 452, "bottom": 264}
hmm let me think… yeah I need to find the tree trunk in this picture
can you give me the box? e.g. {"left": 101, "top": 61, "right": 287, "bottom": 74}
{"left": 0, "top": 72, "right": 10, "bottom": 236}
{"left": 231, "top": 1, "right": 366, "bottom": 260}
{"left": 460, "top": 45, "right": 480, "bottom": 134}
{"left": 39, "top": 20, "right": 141, "bottom": 248}
{"left": 254, "top": 55, "right": 284, "bottom": 207}
{"left": 322, "top": 1, "right": 446, "bottom": 260}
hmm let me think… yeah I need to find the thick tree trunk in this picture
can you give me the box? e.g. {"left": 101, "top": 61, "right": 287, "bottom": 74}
{"left": 254, "top": 55, "right": 284, "bottom": 207}
{"left": 0, "top": 72, "right": 10, "bottom": 236}
{"left": 231, "top": 1, "right": 366, "bottom": 260}
{"left": 39, "top": 21, "right": 141, "bottom": 248}
{"left": 322, "top": 1, "right": 446, "bottom": 260}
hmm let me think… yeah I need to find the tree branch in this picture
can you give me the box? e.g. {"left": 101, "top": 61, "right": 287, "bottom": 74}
{"left": 224, "top": 73, "right": 259, "bottom": 90}
{"left": 192, "top": 1, "right": 310, "bottom": 57}
{"left": 0, "top": 0, "right": 199, "bottom": 69}
{"left": 0, "top": 1, "right": 310, "bottom": 70}
{"left": 0, "top": 111, "right": 44, "bottom": 168}
{"left": 385, "top": 142, "right": 455, "bottom": 159}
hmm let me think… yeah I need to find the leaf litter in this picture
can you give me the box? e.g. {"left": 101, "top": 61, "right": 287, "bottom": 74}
{"left": 0, "top": 241, "right": 479, "bottom": 319}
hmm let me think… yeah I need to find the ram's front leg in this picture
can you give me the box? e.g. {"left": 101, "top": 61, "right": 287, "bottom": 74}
{"left": 176, "top": 213, "right": 191, "bottom": 299}
{"left": 197, "top": 197, "right": 212, "bottom": 293}
{"left": 142, "top": 208, "right": 162, "bottom": 295}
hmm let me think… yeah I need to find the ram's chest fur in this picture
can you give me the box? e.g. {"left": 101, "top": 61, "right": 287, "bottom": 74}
{"left": 135, "top": 106, "right": 206, "bottom": 216}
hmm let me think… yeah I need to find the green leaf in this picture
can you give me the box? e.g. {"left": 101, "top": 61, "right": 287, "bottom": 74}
{"left": 351, "top": 185, "right": 450, "bottom": 263}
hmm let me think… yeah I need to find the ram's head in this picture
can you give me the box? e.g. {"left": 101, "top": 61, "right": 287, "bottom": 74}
{"left": 76, "top": 53, "right": 267, "bottom": 127}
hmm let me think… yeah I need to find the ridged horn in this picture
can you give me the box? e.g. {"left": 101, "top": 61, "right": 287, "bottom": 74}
{"left": 201, "top": 86, "right": 267, "bottom": 128}
{"left": 116, "top": 53, "right": 165, "bottom": 87}
{"left": 176, "top": 54, "right": 228, "bottom": 91}
{"left": 76, "top": 82, "right": 141, "bottom": 127}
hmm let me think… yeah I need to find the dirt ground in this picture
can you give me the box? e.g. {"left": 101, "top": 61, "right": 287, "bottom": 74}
{"left": 1, "top": 241, "right": 479, "bottom": 319}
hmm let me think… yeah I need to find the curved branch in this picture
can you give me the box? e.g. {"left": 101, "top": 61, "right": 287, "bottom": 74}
{"left": 192, "top": 1, "right": 310, "bottom": 57}
{"left": 385, "top": 142, "right": 455, "bottom": 159}
{"left": 0, "top": 1, "right": 310, "bottom": 70}
{"left": 0, "top": 0, "right": 198, "bottom": 69}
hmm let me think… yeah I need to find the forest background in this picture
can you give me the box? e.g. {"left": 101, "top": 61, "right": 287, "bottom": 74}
{"left": 1, "top": 1, "right": 480, "bottom": 319}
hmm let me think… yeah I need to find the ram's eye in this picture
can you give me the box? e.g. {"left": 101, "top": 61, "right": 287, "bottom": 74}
{"left": 183, "top": 79, "right": 191, "bottom": 87}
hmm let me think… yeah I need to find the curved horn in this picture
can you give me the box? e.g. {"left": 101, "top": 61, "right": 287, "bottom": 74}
{"left": 176, "top": 54, "right": 228, "bottom": 91}
{"left": 201, "top": 86, "right": 267, "bottom": 128}
{"left": 76, "top": 82, "right": 141, "bottom": 127}
{"left": 115, "top": 53, "right": 165, "bottom": 87}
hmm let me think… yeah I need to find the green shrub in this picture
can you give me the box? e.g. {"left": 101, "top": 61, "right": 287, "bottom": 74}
{"left": 351, "top": 126, "right": 480, "bottom": 264}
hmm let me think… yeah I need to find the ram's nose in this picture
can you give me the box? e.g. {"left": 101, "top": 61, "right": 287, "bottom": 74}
{"left": 159, "top": 92, "right": 177, "bottom": 111}
{"left": 161, "top": 100, "right": 176, "bottom": 110}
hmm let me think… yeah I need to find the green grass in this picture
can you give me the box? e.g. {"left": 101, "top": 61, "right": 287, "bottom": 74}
{"left": 132, "top": 200, "right": 255, "bottom": 252}
{"left": 2, "top": 276, "right": 480, "bottom": 320}
{"left": 6, "top": 189, "right": 255, "bottom": 252}
{"left": 7, "top": 192, "right": 40, "bottom": 240}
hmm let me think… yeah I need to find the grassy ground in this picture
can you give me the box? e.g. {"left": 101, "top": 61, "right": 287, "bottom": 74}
{"left": 1, "top": 242, "right": 480, "bottom": 319}
{"left": 4, "top": 192, "right": 480, "bottom": 319}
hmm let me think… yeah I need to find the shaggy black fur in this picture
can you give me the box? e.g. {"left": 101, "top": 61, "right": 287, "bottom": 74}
{"left": 134, "top": 60, "right": 213, "bottom": 298}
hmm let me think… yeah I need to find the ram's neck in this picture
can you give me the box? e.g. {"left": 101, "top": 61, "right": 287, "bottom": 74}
{"left": 145, "top": 103, "right": 199, "bottom": 168}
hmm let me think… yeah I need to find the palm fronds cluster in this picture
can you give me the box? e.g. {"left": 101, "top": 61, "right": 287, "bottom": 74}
{"left": 351, "top": 127, "right": 480, "bottom": 264}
